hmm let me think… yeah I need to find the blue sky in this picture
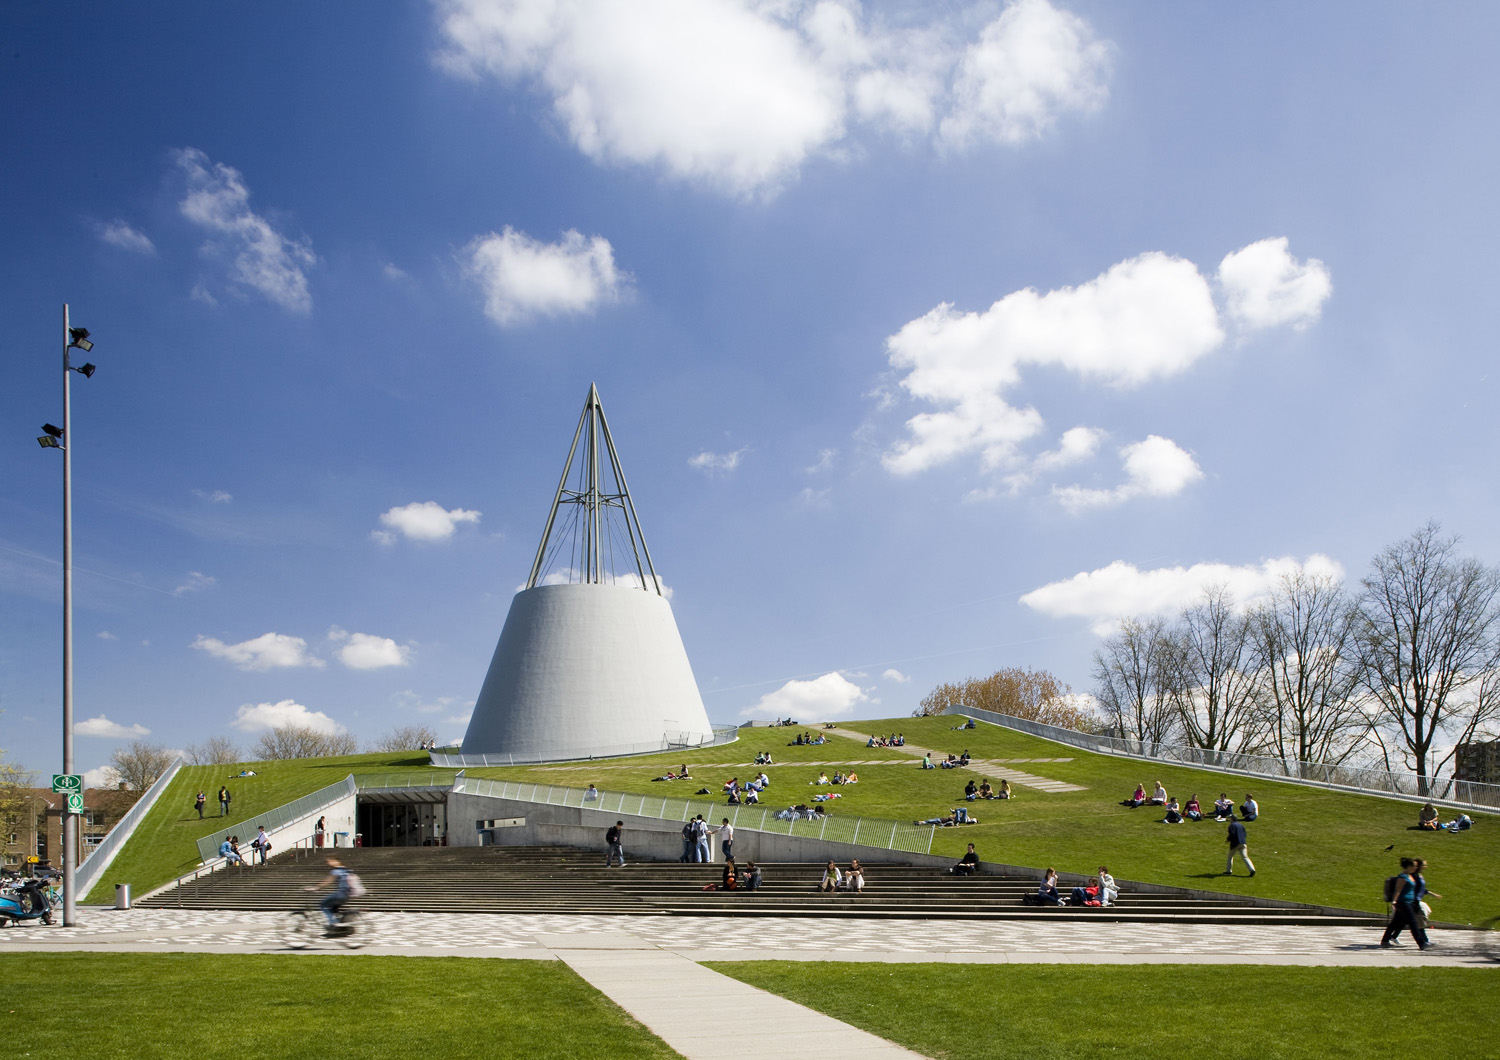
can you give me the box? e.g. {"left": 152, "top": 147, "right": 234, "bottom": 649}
{"left": 4, "top": 2, "right": 1500, "bottom": 780}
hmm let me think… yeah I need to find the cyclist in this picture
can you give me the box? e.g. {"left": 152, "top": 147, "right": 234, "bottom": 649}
{"left": 309, "top": 857, "right": 356, "bottom": 929}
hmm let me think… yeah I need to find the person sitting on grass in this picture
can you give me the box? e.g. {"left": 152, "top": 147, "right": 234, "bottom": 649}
{"left": 1418, "top": 802, "right": 1440, "bottom": 830}
{"left": 1163, "top": 797, "right": 1183, "bottom": 824}
{"left": 939, "top": 754, "right": 959, "bottom": 769}
{"left": 953, "top": 842, "right": 980, "bottom": 875}
{"left": 965, "top": 779, "right": 979, "bottom": 801}
{"left": 999, "top": 780, "right": 1013, "bottom": 800}
{"left": 1241, "top": 794, "right": 1259, "bottom": 821}
{"left": 819, "top": 860, "right": 842, "bottom": 893}
{"left": 1184, "top": 794, "right": 1202, "bottom": 821}
{"left": 1212, "top": 793, "right": 1235, "bottom": 820}
{"left": 811, "top": 771, "right": 830, "bottom": 786}
{"left": 1126, "top": 783, "right": 1147, "bottom": 807}
{"left": 756, "top": 771, "right": 771, "bottom": 787}
{"left": 960, "top": 750, "right": 971, "bottom": 766}
{"left": 976, "top": 780, "right": 994, "bottom": 799}
{"left": 723, "top": 777, "right": 739, "bottom": 794}
{"left": 1150, "top": 781, "right": 1168, "bottom": 805}
{"left": 921, "top": 753, "right": 935, "bottom": 769}
{"left": 844, "top": 772, "right": 858, "bottom": 784}
{"left": 813, "top": 733, "right": 826, "bottom": 744}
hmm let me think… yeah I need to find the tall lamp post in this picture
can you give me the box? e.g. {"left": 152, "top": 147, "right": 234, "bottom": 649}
{"left": 36, "top": 304, "right": 97, "bottom": 928}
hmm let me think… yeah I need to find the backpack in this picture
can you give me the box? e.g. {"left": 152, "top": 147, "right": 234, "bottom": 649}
{"left": 1382, "top": 875, "right": 1400, "bottom": 903}
{"left": 345, "top": 872, "right": 368, "bottom": 898}
{"left": 682, "top": 822, "right": 695, "bottom": 841}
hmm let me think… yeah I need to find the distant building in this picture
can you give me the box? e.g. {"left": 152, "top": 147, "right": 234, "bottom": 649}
{"left": 1455, "top": 740, "right": 1500, "bottom": 786}
{"left": 1, "top": 787, "right": 138, "bottom": 872}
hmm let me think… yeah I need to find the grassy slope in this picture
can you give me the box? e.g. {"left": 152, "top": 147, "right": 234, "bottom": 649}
{"left": 711, "top": 962, "right": 1500, "bottom": 1060}
{"left": 468, "top": 717, "right": 1500, "bottom": 924}
{"left": 87, "top": 750, "right": 433, "bottom": 902}
{"left": 1, "top": 953, "right": 680, "bottom": 1060}
{"left": 96, "top": 718, "right": 1500, "bottom": 923}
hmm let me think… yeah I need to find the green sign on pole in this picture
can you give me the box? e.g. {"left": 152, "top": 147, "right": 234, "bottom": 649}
{"left": 52, "top": 774, "right": 82, "bottom": 794}
{"left": 65, "top": 792, "right": 85, "bottom": 814}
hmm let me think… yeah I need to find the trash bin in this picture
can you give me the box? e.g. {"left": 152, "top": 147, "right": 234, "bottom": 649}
{"left": 115, "top": 883, "right": 131, "bottom": 910}
{"left": 354, "top": 833, "right": 363, "bottom": 848}
{"left": 333, "top": 831, "right": 350, "bottom": 848}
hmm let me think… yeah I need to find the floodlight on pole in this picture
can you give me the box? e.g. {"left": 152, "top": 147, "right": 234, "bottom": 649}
{"left": 68, "top": 328, "right": 92, "bottom": 352}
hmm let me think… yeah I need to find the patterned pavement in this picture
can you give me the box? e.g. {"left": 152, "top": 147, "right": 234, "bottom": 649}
{"left": 1, "top": 907, "right": 1493, "bottom": 966}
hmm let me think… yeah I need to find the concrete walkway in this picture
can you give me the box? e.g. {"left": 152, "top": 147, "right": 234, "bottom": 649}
{"left": 547, "top": 934, "right": 923, "bottom": 1059}
{"left": 825, "top": 727, "right": 1087, "bottom": 793}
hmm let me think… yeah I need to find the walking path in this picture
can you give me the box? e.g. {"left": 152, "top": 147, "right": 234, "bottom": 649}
{"left": 825, "top": 727, "right": 1087, "bottom": 793}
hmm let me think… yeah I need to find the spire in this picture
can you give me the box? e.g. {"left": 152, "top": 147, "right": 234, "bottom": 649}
{"left": 525, "top": 384, "right": 663, "bottom": 594}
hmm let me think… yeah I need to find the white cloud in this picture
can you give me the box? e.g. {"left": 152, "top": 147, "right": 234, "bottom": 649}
{"left": 1020, "top": 554, "right": 1345, "bottom": 634}
{"left": 798, "top": 486, "right": 831, "bottom": 507}
{"left": 1053, "top": 435, "right": 1203, "bottom": 511}
{"left": 97, "top": 631, "right": 118, "bottom": 641}
{"left": 940, "top": 0, "right": 1111, "bottom": 148}
{"left": 463, "top": 226, "right": 625, "bottom": 325}
{"left": 231, "top": 699, "right": 345, "bottom": 735}
{"left": 175, "top": 147, "right": 316, "bottom": 313}
{"left": 1033, "top": 426, "right": 1104, "bottom": 471}
{"left": 375, "top": 501, "right": 482, "bottom": 543}
{"left": 882, "top": 668, "right": 911, "bottom": 683}
{"left": 741, "top": 671, "right": 868, "bottom": 720}
{"left": 95, "top": 219, "right": 155, "bottom": 254}
{"left": 173, "top": 571, "right": 217, "bottom": 596}
{"left": 382, "top": 262, "right": 411, "bottom": 282}
{"left": 83, "top": 765, "right": 122, "bottom": 789}
{"left": 805, "top": 448, "right": 838, "bottom": 474}
{"left": 76, "top": 715, "right": 151, "bottom": 739}
{"left": 192, "top": 489, "right": 233, "bottom": 504}
{"left": 435, "top": 0, "right": 1112, "bottom": 196}
{"left": 688, "top": 447, "right": 748, "bottom": 474}
{"left": 328, "top": 628, "right": 412, "bottom": 670}
{"left": 883, "top": 250, "right": 1222, "bottom": 476}
{"left": 1218, "top": 237, "right": 1332, "bottom": 332}
{"left": 193, "top": 632, "right": 324, "bottom": 671}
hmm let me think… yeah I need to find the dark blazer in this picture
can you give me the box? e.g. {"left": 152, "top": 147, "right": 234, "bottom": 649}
{"left": 1226, "top": 820, "right": 1248, "bottom": 846}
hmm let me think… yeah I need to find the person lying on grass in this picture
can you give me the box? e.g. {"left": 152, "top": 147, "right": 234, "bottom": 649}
{"left": 916, "top": 807, "right": 978, "bottom": 826}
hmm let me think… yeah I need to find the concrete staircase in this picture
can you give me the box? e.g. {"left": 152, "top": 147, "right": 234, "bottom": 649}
{"left": 139, "top": 846, "right": 1385, "bottom": 926}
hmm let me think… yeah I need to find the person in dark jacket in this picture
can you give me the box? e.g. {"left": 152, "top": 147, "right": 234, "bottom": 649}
{"left": 604, "top": 821, "right": 626, "bottom": 867}
{"left": 953, "top": 842, "right": 980, "bottom": 876}
{"left": 1225, "top": 818, "right": 1255, "bottom": 876}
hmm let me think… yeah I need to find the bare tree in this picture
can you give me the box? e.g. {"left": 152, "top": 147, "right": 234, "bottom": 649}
{"left": 367, "top": 724, "right": 438, "bottom": 752}
{"left": 1172, "top": 585, "right": 1262, "bottom": 752}
{"left": 252, "top": 726, "right": 359, "bottom": 760}
{"left": 1091, "top": 617, "right": 1180, "bottom": 745}
{"left": 915, "top": 667, "right": 1093, "bottom": 729}
{"left": 1249, "top": 568, "right": 1367, "bottom": 767}
{"left": 1357, "top": 522, "right": 1500, "bottom": 791}
{"left": 185, "top": 735, "right": 242, "bottom": 765}
{"left": 109, "top": 740, "right": 177, "bottom": 791}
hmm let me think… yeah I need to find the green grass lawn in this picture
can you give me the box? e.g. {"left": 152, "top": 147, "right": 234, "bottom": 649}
{"left": 468, "top": 717, "right": 1500, "bottom": 924}
{"left": 88, "top": 750, "right": 435, "bottom": 902}
{"left": 0, "top": 953, "right": 679, "bottom": 1060}
{"left": 710, "top": 961, "right": 1500, "bottom": 1060}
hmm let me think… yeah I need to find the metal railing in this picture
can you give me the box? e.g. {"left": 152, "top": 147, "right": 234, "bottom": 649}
{"left": 353, "top": 772, "right": 458, "bottom": 791}
{"left": 193, "top": 775, "right": 358, "bottom": 863}
{"left": 431, "top": 726, "right": 740, "bottom": 768}
{"left": 77, "top": 756, "right": 185, "bottom": 897}
{"left": 945, "top": 705, "right": 1500, "bottom": 811}
{"left": 454, "top": 776, "right": 938, "bottom": 854}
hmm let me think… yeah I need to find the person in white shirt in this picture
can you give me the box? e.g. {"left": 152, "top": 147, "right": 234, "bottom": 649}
{"left": 1096, "top": 866, "right": 1118, "bottom": 906}
{"left": 1150, "top": 781, "right": 1167, "bottom": 805}
{"left": 712, "top": 818, "right": 734, "bottom": 860}
{"left": 818, "top": 860, "right": 842, "bottom": 892}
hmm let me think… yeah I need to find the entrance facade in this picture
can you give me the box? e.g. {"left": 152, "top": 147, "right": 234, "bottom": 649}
{"left": 356, "top": 798, "right": 447, "bottom": 847}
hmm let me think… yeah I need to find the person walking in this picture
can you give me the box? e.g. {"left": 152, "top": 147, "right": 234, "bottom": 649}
{"left": 218, "top": 785, "right": 231, "bottom": 818}
{"left": 713, "top": 818, "right": 735, "bottom": 861}
{"left": 604, "top": 820, "right": 626, "bottom": 867}
{"left": 1225, "top": 817, "right": 1255, "bottom": 876}
{"left": 194, "top": 790, "right": 206, "bottom": 819}
{"left": 1382, "top": 857, "right": 1440, "bottom": 949}
{"left": 251, "top": 826, "right": 272, "bottom": 866}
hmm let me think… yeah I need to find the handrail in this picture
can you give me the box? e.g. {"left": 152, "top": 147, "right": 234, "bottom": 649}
{"left": 944, "top": 705, "right": 1500, "bottom": 812}
{"left": 77, "top": 756, "right": 184, "bottom": 897}
{"left": 454, "top": 776, "right": 938, "bottom": 855}
{"left": 193, "top": 775, "right": 357, "bottom": 863}
{"left": 432, "top": 726, "right": 740, "bottom": 768}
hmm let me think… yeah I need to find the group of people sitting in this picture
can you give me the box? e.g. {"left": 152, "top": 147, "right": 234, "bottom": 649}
{"left": 1418, "top": 803, "right": 1474, "bottom": 832}
{"left": 921, "top": 751, "right": 971, "bottom": 769}
{"left": 701, "top": 859, "right": 763, "bottom": 892}
{"left": 651, "top": 765, "right": 695, "bottom": 782}
{"left": 723, "top": 773, "right": 771, "bottom": 805}
{"left": 964, "top": 778, "right": 1012, "bottom": 800}
{"left": 1026, "top": 865, "right": 1119, "bottom": 907}
{"left": 1126, "top": 782, "right": 1259, "bottom": 824}
{"left": 753, "top": 751, "right": 775, "bottom": 765}
{"left": 817, "top": 858, "right": 866, "bottom": 892}
{"left": 952, "top": 718, "right": 977, "bottom": 730}
{"left": 866, "top": 733, "right": 906, "bottom": 747}
{"left": 789, "top": 731, "right": 827, "bottom": 746}
{"left": 916, "top": 806, "right": 979, "bottom": 826}
{"left": 774, "top": 803, "right": 828, "bottom": 821}
{"left": 809, "top": 770, "right": 859, "bottom": 786}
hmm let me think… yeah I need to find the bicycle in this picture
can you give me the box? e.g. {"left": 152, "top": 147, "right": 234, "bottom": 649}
{"left": 284, "top": 902, "right": 367, "bottom": 949}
